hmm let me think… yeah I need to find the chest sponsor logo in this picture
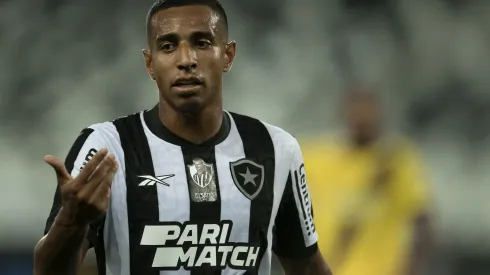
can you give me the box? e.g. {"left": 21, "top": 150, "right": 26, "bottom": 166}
{"left": 187, "top": 158, "right": 217, "bottom": 202}
{"left": 229, "top": 159, "right": 264, "bottom": 200}
{"left": 140, "top": 221, "right": 260, "bottom": 270}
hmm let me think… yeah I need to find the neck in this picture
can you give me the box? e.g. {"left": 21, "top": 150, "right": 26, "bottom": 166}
{"left": 353, "top": 139, "right": 373, "bottom": 148}
{"left": 351, "top": 133, "right": 379, "bottom": 148}
{"left": 158, "top": 101, "right": 223, "bottom": 144}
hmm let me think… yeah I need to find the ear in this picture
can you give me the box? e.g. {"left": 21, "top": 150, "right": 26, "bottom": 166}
{"left": 223, "top": 41, "right": 237, "bottom": 73}
{"left": 142, "top": 49, "right": 155, "bottom": 80}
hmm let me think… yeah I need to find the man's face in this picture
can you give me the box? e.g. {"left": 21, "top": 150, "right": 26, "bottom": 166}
{"left": 345, "top": 93, "right": 380, "bottom": 145}
{"left": 143, "top": 5, "right": 236, "bottom": 114}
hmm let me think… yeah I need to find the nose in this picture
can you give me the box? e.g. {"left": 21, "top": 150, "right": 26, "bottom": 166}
{"left": 177, "top": 44, "right": 197, "bottom": 71}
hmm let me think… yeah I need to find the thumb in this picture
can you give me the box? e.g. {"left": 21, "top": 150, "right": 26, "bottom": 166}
{"left": 44, "top": 155, "right": 72, "bottom": 185}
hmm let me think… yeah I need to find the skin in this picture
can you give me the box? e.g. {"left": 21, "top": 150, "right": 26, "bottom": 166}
{"left": 345, "top": 90, "right": 381, "bottom": 147}
{"left": 33, "top": 149, "right": 117, "bottom": 275}
{"left": 333, "top": 89, "right": 433, "bottom": 275}
{"left": 34, "top": 5, "right": 332, "bottom": 275}
{"left": 143, "top": 5, "right": 235, "bottom": 144}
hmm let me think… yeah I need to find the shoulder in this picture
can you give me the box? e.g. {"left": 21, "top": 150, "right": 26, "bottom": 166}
{"left": 83, "top": 111, "right": 144, "bottom": 145}
{"left": 380, "top": 135, "right": 422, "bottom": 161}
{"left": 296, "top": 133, "right": 347, "bottom": 165}
{"left": 261, "top": 121, "right": 298, "bottom": 156}
{"left": 72, "top": 112, "right": 143, "bottom": 163}
{"left": 87, "top": 121, "right": 119, "bottom": 136}
{"left": 300, "top": 132, "right": 345, "bottom": 152}
{"left": 83, "top": 121, "right": 121, "bottom": 147}
{"left": 228, "top": 112, "right": 298, "bottom": 161}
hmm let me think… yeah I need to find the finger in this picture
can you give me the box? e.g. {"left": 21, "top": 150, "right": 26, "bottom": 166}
{"left": 88, "top": 154, "right": 117, "bottom": 184}
{"left": 79, "top": 154, "right": 115, "bottom": 197}
{"left": 77, "top": 148, "right": 108, "bottom": 182}
{"left": 44, "top": 155, "right": 72, "bottom": 185}
{"left": 87, "top": 154, "right": 117, "bottom": 182}
{"left": 90, "top": 163, "right": 117, "bottom": 206}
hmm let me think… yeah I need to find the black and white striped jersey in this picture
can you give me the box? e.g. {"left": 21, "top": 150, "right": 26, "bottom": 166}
{"left": 44, "top": 105, "right": 318, "bottom": 275}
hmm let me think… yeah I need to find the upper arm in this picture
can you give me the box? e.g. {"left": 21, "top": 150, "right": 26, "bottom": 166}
{"left": 393, "top": 144, "right": 430, "bottom": 216}
{"left": 273, "top": 139, "right": 323, "bottom": 267}
{"left": 43, "top": 127, "right": 113, "bottom": 249}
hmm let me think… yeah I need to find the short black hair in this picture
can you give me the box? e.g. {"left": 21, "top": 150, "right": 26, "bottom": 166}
{"left": 146, "top": 0, "right": 228, "bottom": 41}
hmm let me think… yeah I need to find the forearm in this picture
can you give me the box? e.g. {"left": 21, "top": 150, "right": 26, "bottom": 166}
{"left": 306, "top": 256, "right": 333, "bottom": 275}
{"left": 34, "top": 209, "right": 88, "bottom": 275}
{"left": 306, "top": 251, "right": 333, "bottom": 275}
{"left": 280, "top": 251, "right": 333, "bottom": 275}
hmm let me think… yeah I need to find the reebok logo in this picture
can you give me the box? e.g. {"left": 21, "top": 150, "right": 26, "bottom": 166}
{"left": 138, "top": 175, "right": 175, "bottom": 187}
{"left": 140, "top": 221, "right": 260, "bottom": 270}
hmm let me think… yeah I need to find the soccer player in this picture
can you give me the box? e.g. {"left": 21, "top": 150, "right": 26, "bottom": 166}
{"left": 33, "top": 1, "right": 332, "bottom": 275}
{"left": 303, "top": 89, "right": 433, "bottom": 275}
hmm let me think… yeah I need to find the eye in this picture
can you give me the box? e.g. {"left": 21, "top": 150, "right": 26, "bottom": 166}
{"left": 160, "top": 43, "right": 176, "bottom": 52}
{"left": 196, "top": 40, "right": 212, "bottom": 49}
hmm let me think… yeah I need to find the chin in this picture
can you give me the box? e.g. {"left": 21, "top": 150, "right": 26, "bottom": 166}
{"left": 174, "top": 98, "right": 205, "bottom": 115}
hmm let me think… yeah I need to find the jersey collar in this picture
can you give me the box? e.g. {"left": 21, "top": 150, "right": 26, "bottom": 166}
{"left": 143, "top": 104, "right": 231, "bottom": 147}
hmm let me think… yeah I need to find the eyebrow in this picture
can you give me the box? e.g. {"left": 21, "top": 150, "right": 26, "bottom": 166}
{"left": 155, "top": 31, "right": 216, "bottom": 44}
{"left": 155, "top": 33, "right": 179, "bottom": 44}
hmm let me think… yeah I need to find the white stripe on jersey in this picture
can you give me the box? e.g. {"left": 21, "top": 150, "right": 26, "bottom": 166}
{"left": 215, "top": 113, "right": 251, "bottom": 275}
{"left": 141, "top": 112, "right": 191, "bottom": 275}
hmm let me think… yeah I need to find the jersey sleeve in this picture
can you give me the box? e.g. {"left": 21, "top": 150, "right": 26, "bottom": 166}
{"left": 272, "top": 139, "right": 319, "bottom": 258}
{"left": 392, "top": 144, "right": 430, "bottom": 217}
{"left": 43, "top": 127, "right": 110, "bottom": 248}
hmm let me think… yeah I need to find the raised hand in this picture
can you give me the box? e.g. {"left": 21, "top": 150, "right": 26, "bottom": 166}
{"left": 44, "top": 148, "right": 118, "bottom": 227}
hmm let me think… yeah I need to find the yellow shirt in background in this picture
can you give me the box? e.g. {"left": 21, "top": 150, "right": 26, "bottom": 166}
{"left": 302, "top": 136, "right": 429, "bottom": 275}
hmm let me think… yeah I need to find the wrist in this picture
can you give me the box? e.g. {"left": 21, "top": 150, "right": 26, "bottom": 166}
{"left": 55, "top": 207, "right": 90, "bottom": 229}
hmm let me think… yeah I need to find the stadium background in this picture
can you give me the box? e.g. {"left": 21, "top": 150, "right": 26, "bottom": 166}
{"left": 1, "top": 0, "right": 488, "bottom": 274}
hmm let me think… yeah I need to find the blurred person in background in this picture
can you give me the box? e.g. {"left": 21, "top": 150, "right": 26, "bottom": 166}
{"left": 302, "top": 88, "right": 434, "bottom": 275}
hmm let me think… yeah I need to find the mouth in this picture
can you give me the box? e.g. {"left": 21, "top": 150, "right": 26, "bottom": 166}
{"left": 173, "top": 77, "right": 203, "bottom": 87}
{"left": 172, "top": 77, "right": 203, "bottom": 96}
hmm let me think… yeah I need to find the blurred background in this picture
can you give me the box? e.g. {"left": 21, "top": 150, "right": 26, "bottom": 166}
{"left": 1, "top": 0, "right": 489, "bottom": 274}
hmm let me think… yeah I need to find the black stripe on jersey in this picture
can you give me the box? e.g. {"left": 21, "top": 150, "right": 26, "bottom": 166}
{"left": 231, "top": 113, "right": 275, "bottom": 274}
{"left": 294, "top": 168, "right": 308, "bottom": 222}
{"left": 65, "top": 128, "right": 95, "bottom": 173}
{"left": 273, "top": 173, "right": 317, "bottom": 258}
{"left": 113, "top": 113, "right": 159, "bottom": 275}
{"left": 294, "top": 165, "right": 315, "bottom": 233}
{"left": 181, "top": 145, "right": 222, "bottom": 275}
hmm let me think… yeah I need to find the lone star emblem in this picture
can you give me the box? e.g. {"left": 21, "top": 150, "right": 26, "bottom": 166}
{"left": 239, "top": 168, "right": 258, "bottom": 186}
{"left": 229, "top": 158, "right": 264, "bottom": 200}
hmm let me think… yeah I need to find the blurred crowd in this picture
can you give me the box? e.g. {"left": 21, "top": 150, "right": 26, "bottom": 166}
{"left": 1, "top": 0, "right": 490, "bottom": 274}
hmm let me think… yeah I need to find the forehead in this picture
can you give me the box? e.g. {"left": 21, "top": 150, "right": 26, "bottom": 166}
{"left": 151, "top": 5, "right": 221, "bottom": 37}
{"left": 347, "top": 92, "right": 378, "bottom": 106}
